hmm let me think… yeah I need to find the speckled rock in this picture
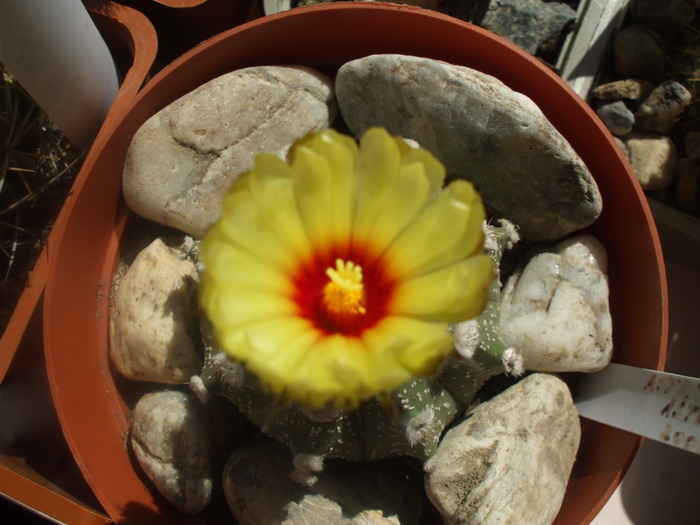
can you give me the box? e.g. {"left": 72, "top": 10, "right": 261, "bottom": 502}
{"left": 424, "top": 373, "right": 580, "bottom": 525}
{"left": 499, "top": 235, "right": 613, "bottom": 372}
{"left": 130, "top": 390, "right": 247, "bottom": 514}
{"left": 110, "top": 238, "right": 201, "bottom": 384}
{"left": 635, "top": 80, "right": 692, "bottom": 134}
{"left": 222, "top": 437, "right": 423, "bottom": 525}
{"left": 336, "top": 54, "right": 602, "bottom": 242}
{"left": 123, "top": 66, "right": 336, "bottom": 238}
{"left": 624, "top": 131, "right": 677, "bottom": 190}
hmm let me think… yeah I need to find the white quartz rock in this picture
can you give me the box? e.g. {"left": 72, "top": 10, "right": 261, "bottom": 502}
{"left": 110, "top": 238, "right": 202, "bottom": 383}
{"left": 424, "top": 373, "right": 580, "bottom": 525}
{"left": 500, "top": 234, "right": 612, "bottom": 372}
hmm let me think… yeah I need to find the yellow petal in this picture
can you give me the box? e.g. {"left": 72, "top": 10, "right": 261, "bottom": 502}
{"left": 200, "top": 240, "right": 293, "bottom": 295}
{"left": 292, "top": 143, "right": 353, "bottom": 253}
{"left": 231, "top": 317, "right": 321, "bottom": 392}
{"left": 383, "top": 179, "right": 486, "bottom": 279}
{"left": 286, "top": 335, "right": 370, "bottom": 408}
{"left": 391, "top": 254, "right": 493, "bottom": 322}
{"left": 352, "top": 127, "right": 402, "bottom": 241}
{"left": 246, "top": 153, "right": 312, "bottom": 261}
{"left": 362, "top": 316, "right": 453, "bottom": 389}
{"left": 366, "top": 160, "right": 433, "bottom": 248}
{"left": 401, "top": 145, "right": 445, "bottom": 196}
{"left": 200, "top": 282, "right": 298, "bottom": 331}
{"left": 214, "top": 187, "right": 299, "bottom": 273}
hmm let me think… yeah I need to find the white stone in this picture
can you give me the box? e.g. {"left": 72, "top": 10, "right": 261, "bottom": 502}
{"left": 110, "top": 238, "right": 201, "bottom": 383}
{"left": 123, "top": 65, "right": 336, "bottom": 238}
{"left": 424, "top": 373, "right": 580, "bottom": 525}
{"left": 499, "top": 234, "right": 613, "bottom": 372}
{"left": 336, "top": 54, "right": 601, "bottom": 242}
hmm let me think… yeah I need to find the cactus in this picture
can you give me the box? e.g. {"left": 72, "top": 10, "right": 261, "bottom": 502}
{"left": 190, "top": 218, "right": 523, "bottom": 481}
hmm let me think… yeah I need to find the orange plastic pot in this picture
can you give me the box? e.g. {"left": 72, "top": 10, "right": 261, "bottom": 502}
{"left": 44, "top": 4, "right": 668, "bottom": 524}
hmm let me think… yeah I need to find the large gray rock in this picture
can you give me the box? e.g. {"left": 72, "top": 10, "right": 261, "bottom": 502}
{"left": 336, "top": 54, "right": 602, "bottom": 242}
{"left": 499, "top": 235, "right": 613, "bottom": 372}
{"left": 222, "top": 437, "right": 423, "bottom": 525}
{"left": 123, "top": 66, "right": 336, "bottom": 238}
{"left": 424, "top": 373, "right": 580, "bottom": 525}
{"left": 110, "top": 238, "right": 202, "bottom": 384}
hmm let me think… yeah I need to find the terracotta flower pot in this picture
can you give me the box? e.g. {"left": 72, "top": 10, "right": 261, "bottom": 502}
{"left": 43, "top": 4, "right": 668, "bottom": 524}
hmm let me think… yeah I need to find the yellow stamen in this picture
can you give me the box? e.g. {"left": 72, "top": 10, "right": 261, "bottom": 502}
{"left": 323, "top": 259, "right": 367, "bottom": 315}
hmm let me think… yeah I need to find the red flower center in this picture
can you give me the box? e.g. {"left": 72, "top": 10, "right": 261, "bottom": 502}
{"left": 292, "top": 243, "right": 395, "bottom": 337}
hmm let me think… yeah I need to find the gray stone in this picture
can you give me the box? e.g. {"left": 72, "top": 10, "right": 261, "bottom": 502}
{"left": 613, "top": 25, "right": 666, "bottom": 80}
{"left": 675, "top": 158, "right": 700, "bottom": 214}
{"left": 591, "top": 78, "right": 655, "bottom": 102}
{"left": 130, "top": 391, "right": 228, "bottom": 514}
{"left": 636, "top": 80, "right": 692, "bottom": 133}
{"left": 336, "top": 54, "right": 602, "bottom": 242}
{"left": 222, "top": 437, "right": 423, "bottom": 525}
{"left": 624, "top": 131, "right": 677, "bottom": 190}
{"left": 629, "top": 0, "right": 696, "bottom": 37}
{"left": 595, "top": 100, "right": 635, "bottom": 136}
{"left": 499, "top": 235, "right": 613, "bottom": 372}
{"left": 110, "top": 238, "right": 202, "bottom": 384}
{"left": 440, "top": 0, "right": 576, "bottom": 55}
{"left": 424, "top": 373, "right": 580, "bottom": 525}
{"left": 123, "top": 66, "right": 336, "bottom": 238}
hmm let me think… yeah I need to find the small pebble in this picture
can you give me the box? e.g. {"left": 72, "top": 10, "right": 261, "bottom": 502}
{"left": 591, "top": 78, "right": 655, "bottom": 102}
{"left": 636, "top": 80, "right": 691, "bottom": 134}
{"left": 624, "top": 131, "right": 677, "bottom": 190}
{"left": 596, "top": 100, "right": 635, "bottom": 136}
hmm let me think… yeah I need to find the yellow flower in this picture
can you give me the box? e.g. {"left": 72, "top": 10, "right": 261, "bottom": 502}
{"left": 200, "top": 127, "right": 493, "bottom": 408}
